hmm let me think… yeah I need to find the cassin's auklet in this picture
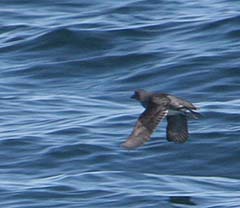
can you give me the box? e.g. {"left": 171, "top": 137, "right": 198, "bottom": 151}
{"left": 122, "top": 89, "right": 201, "bottom": 149}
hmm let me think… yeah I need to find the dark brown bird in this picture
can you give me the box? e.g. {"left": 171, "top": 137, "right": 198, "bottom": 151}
{"left": 122, "top": 89, "right": 201, "bottom": 149}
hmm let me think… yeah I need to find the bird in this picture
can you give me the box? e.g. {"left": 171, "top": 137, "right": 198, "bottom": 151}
{"left": 122, "top": 89, "right": 201, "bottom": 149}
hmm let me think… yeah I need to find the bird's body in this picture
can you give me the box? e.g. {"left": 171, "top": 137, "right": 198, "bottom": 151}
{"left": 122, "top": 89, "right": 201, "bottom": 149}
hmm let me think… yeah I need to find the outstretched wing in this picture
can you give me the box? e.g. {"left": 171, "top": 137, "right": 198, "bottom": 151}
{"left": 166, "top": 114, "right": 188, "bottom": 143}
{"left": 122, "top": 96, "right": 169, "bottom": 149}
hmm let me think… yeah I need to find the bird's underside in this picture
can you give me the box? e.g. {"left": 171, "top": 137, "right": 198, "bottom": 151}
{"left": 122, "top": 91, "right": 200, "bottom": 149}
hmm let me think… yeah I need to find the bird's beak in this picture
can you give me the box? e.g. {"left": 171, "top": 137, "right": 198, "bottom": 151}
{"left": 131, "top": 94, "right": 136, "bottom": 99}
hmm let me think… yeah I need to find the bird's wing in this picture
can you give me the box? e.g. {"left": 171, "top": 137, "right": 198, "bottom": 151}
{"left": 166, "top": 114, "right": 188, "bottom": 143}
{"left": 167, "top": 94, "right": 198, "bottom": 110}
{"left": 122, "top": 96, "right": 169, "bottom": 149}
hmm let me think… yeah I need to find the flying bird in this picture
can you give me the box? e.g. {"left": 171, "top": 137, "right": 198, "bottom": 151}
{"left": 122, "top": 89, "right": 201, "bottom": 149}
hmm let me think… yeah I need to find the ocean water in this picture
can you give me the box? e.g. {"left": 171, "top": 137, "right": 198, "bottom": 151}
{"left": 1, "top": 0, "right": 240, "bottom": 207}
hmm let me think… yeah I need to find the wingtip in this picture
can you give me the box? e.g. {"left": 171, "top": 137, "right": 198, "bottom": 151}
{"left": 121, "top": 141, "right": 137, "bottom": 150}
{"left": 121, "top": 142, "right": 128, "bottom": 149}
{"left": 121, "top": 138, "right": 145, "bottom": 150}
{"left": 167, "top": 133, "right": 189, "bottom": 143}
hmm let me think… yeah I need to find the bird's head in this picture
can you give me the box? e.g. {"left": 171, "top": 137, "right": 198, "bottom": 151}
{"left": 131, "top": 89, "right": 151, "bottom": 103}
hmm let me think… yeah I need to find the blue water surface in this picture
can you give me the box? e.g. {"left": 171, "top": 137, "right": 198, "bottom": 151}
{"left": 0, "top": 0, "right": 240, "bottom": 207}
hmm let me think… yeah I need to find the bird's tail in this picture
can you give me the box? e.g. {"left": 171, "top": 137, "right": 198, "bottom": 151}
{"left": 186, "top": 109, "right": 202, "bottom": 119}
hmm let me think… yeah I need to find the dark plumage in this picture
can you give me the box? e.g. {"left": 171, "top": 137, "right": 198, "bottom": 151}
{"left": 122, "top": 89, "right": 201, "bottom": 149}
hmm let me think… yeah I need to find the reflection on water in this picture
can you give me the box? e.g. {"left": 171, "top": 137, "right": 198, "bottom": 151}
{"left": 169, "top": 196, "right": 196, "bottom": 206}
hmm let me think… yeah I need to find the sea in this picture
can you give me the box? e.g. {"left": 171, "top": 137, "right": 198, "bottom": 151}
{"left": 1, "top": 0, "right": 240, "bottom": 207}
